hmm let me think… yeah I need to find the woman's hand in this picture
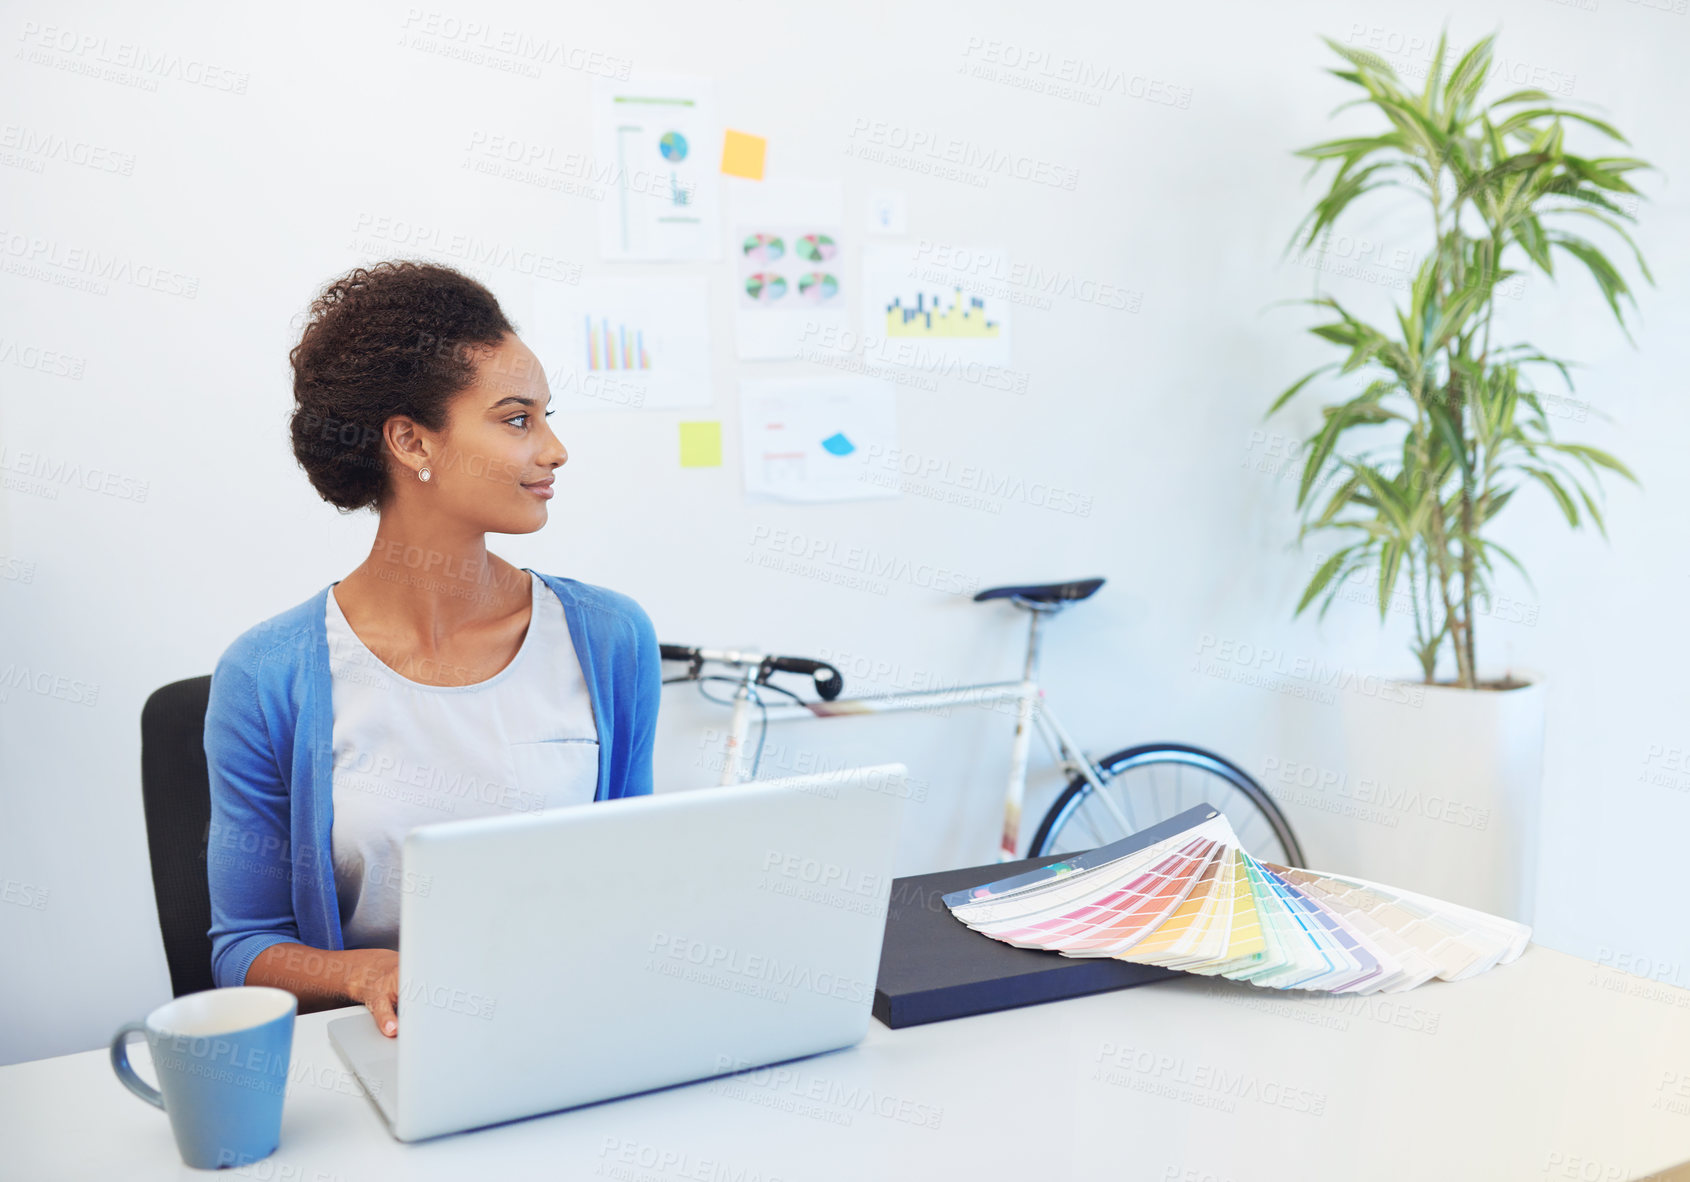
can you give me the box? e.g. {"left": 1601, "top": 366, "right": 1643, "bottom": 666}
{"left": 341, "top": 948, "right": 401, "bottom": 1037}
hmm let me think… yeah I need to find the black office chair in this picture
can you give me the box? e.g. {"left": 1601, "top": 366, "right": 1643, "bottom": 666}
{"left": 139, "top": 675, "right": 216, "bottom": 998}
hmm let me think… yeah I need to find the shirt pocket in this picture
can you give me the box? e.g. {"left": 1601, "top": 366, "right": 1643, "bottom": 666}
{"left": 507, "top": 737, "right": 600, "bottom": 813}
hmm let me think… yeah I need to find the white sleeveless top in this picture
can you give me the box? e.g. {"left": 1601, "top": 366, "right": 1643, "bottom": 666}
{"left": 326, "top": 569, "right": 600, "bottom": 950}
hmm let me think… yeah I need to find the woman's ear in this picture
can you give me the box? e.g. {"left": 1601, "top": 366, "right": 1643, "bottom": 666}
{"left": 384, "top": 416, "right": 430, "bottom": 479}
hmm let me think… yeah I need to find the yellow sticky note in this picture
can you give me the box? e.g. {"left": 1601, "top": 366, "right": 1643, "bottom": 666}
{"left": 679, "top": 421, "right": 722, "bottom": 468}
{"left": 721, "top": 129, "right": 766, "bottom": 180}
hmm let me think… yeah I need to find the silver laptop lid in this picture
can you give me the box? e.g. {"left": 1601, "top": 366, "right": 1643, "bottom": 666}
{"left": 388, "top": 762, "right": 906, "bottom": 1141}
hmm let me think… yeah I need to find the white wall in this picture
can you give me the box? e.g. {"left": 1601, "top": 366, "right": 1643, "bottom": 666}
{"left": 3, "top": 0, "right": 1685, "bottom": 1064}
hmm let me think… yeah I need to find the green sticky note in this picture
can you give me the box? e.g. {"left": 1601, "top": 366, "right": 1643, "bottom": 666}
{"left": 679, "top": 421, "right": 722, "bottom": 468}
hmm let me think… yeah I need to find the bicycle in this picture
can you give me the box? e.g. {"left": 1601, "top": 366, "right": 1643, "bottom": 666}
{"left": 660, "top": 577, "right": 1305, "bottom": 866}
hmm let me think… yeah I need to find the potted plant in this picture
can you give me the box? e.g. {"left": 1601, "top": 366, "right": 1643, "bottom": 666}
{"left": 1269, "top": 31, "right": 1653, "bottom": 922}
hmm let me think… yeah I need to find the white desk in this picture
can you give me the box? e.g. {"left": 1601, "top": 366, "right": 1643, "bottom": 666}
{"left": 5, "top": 946, "right": 1689, "bottom": 1181}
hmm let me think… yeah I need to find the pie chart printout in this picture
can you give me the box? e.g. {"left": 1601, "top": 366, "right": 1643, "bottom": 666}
{"left": 798, "top": 272, "right": 839, "bottom": 303}
{"left": 796, "top": 233, "right": 838, "bottom": 262}
{"left": 745, "top": 273, "right": 787, "bottom": 302}
{"left": 742, "top": 233, "right": 785, "bottom": 263}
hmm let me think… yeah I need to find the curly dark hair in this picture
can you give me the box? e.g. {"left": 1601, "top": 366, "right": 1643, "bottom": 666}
{"left": 288, "top": 260, "right": 518, "bottom": 512}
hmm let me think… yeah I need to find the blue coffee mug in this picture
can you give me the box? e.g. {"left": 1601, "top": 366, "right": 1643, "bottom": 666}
{"left": 109, "top": 986, "right": 297, "bottom": 1169}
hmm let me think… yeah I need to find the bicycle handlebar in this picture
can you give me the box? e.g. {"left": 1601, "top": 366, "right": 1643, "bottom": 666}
{"left": 761, "top": 655, "right": 844, "bottom": 701}
{"left": 659, "top": 644, "right": 844, "bottom": 702}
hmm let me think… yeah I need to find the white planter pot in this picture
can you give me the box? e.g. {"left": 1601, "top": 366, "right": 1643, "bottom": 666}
{"left": 1329, "top": 676, "right": 1546, "bottom": 924}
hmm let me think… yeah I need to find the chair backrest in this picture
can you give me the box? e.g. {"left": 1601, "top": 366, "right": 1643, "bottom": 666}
{"left": 139, "top": 675, "right": 215, "bottom": 998}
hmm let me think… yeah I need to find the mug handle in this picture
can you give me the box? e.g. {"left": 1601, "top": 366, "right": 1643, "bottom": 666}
{"left": 110, "top": 1021, "right": 165, "bottom": 1109}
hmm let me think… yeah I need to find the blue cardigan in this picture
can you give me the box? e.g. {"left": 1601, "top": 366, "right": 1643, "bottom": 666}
{"left": 204, "top": 571, "right": 660, "bottom": 989}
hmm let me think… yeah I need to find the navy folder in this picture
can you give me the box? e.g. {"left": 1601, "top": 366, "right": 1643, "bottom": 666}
{"left": 872, "top": 806, "right": 1217, "bottom": 1028}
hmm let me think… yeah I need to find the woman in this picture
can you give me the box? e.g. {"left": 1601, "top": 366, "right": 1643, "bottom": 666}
{"left": 205, "top": 261, "right": 661, "bottom": 1039}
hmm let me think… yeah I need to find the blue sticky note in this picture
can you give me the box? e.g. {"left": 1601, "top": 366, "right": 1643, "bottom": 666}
{"left": 821, "top": 432, "right": 855, "bottom": 456}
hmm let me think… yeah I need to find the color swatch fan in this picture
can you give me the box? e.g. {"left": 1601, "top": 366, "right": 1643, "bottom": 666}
{"left": 944, "top": 808, "right": 1530, "bottom": 994}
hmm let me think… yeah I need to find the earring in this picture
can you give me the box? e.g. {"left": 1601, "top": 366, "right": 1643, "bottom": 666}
{"left": 418, "top": 467, "right": 431, "bottom": 483}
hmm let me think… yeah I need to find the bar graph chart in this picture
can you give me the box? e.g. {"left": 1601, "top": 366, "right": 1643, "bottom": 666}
{"left": 584, "top": 315, "right": 653, "bottom": 371}
{"left": 883, "top": 288, "right": 1001, "bottom": 338}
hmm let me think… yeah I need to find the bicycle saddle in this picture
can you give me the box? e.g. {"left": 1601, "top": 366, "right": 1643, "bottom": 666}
{"left": 972, "top": 578, "right": 1105, "bottom": 605}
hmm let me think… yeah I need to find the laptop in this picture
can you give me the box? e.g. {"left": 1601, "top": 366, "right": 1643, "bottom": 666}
{"left": 327, "top": 762, "right": 907, "bottom": 1141}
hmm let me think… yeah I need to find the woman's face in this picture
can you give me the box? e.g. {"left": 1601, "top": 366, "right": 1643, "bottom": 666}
{"left": 392, "top": 333, "right": 566, "bottom": 535}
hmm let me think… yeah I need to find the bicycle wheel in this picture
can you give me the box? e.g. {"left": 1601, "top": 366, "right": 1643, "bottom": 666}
{"left": 1028, "top": 742, "right": 1305, "bottom": 866}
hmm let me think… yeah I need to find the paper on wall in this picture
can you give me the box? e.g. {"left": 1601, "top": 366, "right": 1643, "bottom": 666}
{"left": 740, "top": 377, "right": 898, "bottom": 503}
{"left": 593, "top": 74, "right": 722, "bottom": 261}
{"left": 860, "top": 241, "right": 1012, "bottom": 370}
{"left": 530, "top": 274, "right": 713, "bottom": 411}
{"left": 730, "top": 179, "right": 847, "bottom": 360}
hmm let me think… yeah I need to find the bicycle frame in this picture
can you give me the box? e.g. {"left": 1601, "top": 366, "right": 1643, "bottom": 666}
{"left": 697, "top": 603, "right": 1136, "bottom": 860}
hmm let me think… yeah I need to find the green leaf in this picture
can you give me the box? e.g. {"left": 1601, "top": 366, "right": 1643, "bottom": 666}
{"left": 1267, "top": 363, "right": 1336, "bottom": 417}
{"left": 1507, "top": 349, "right": 1576, "bottom": 390}
{"left": 1547, "top": 232, "right": 1637, "bottom": 338}
{"left": 1316, "top": 547, "right": 1378, "bottom": 621}
{"left": 1513, "top": 214, "right": 1554, "bottom": 275}
{"left": 1487, "top": 88, "right": 1556, "bottom": 107}
{"left": 1559, "top": 153, "right": 1644, "bottom": 196}
{"left": 1547, "top": 442, "right": 1637, "bottom": 483}
{"left": 1378, "top": 538, "right": 1407, "bottom": 619}
{"left": 1295, "top": 547, "right": 1355, "bottom": 616}
{"left": 1426, "top": 282, "right": 1487, "bottom": 354}
{"left": 1421, "top": 29, "right": 1449, "bottom": 109}
{"left": 1427, "top": 401, "right": 1472, "bottom": 486}
{"left": 1574, "top": 481, "right": 1608, "bottom": 539}
{"left": 1523, "top": 466, "right": 1580, "bottom": 525}
{"left": 1353, "top": 466, "right": 1413, "bottom": 535}
{"left": 1296, "top": 393, "right": 1389, "bottom": 509}
{"left": 1492, "top": 108, "right": 1629, "bottom": 144}
{"left": 1457, "top": 152, "right": 1552, "bottom": 204}
{"left": 1478, "top": 485, "right": 1516, "bottom": 524}
{"left": 1310, "top": 321, "right": 1363, "bottom": 347}
{"left": 1313, "top": 470, "right": 1365, "bottom": 527}
{"left": 1548, "top": 205, "right": 1654, "bottom": 286}
{"left": 1442, "top": 33, "right": 1495, "bottom": 122}
{"left": 1319, "top": 37, "right": 1404, "bottom": 85}
{"left": 1585, "top": 155, "right": 1654, "bottom": 181}
{"left": 1291, "top": 161, "right": 1413, "bottom": 254}
{"left": 1480, "top": 538, "right": 1537, "bottom": 591}
{"left": 1294, "top": 134, "right": 1410, "bottom": 162}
